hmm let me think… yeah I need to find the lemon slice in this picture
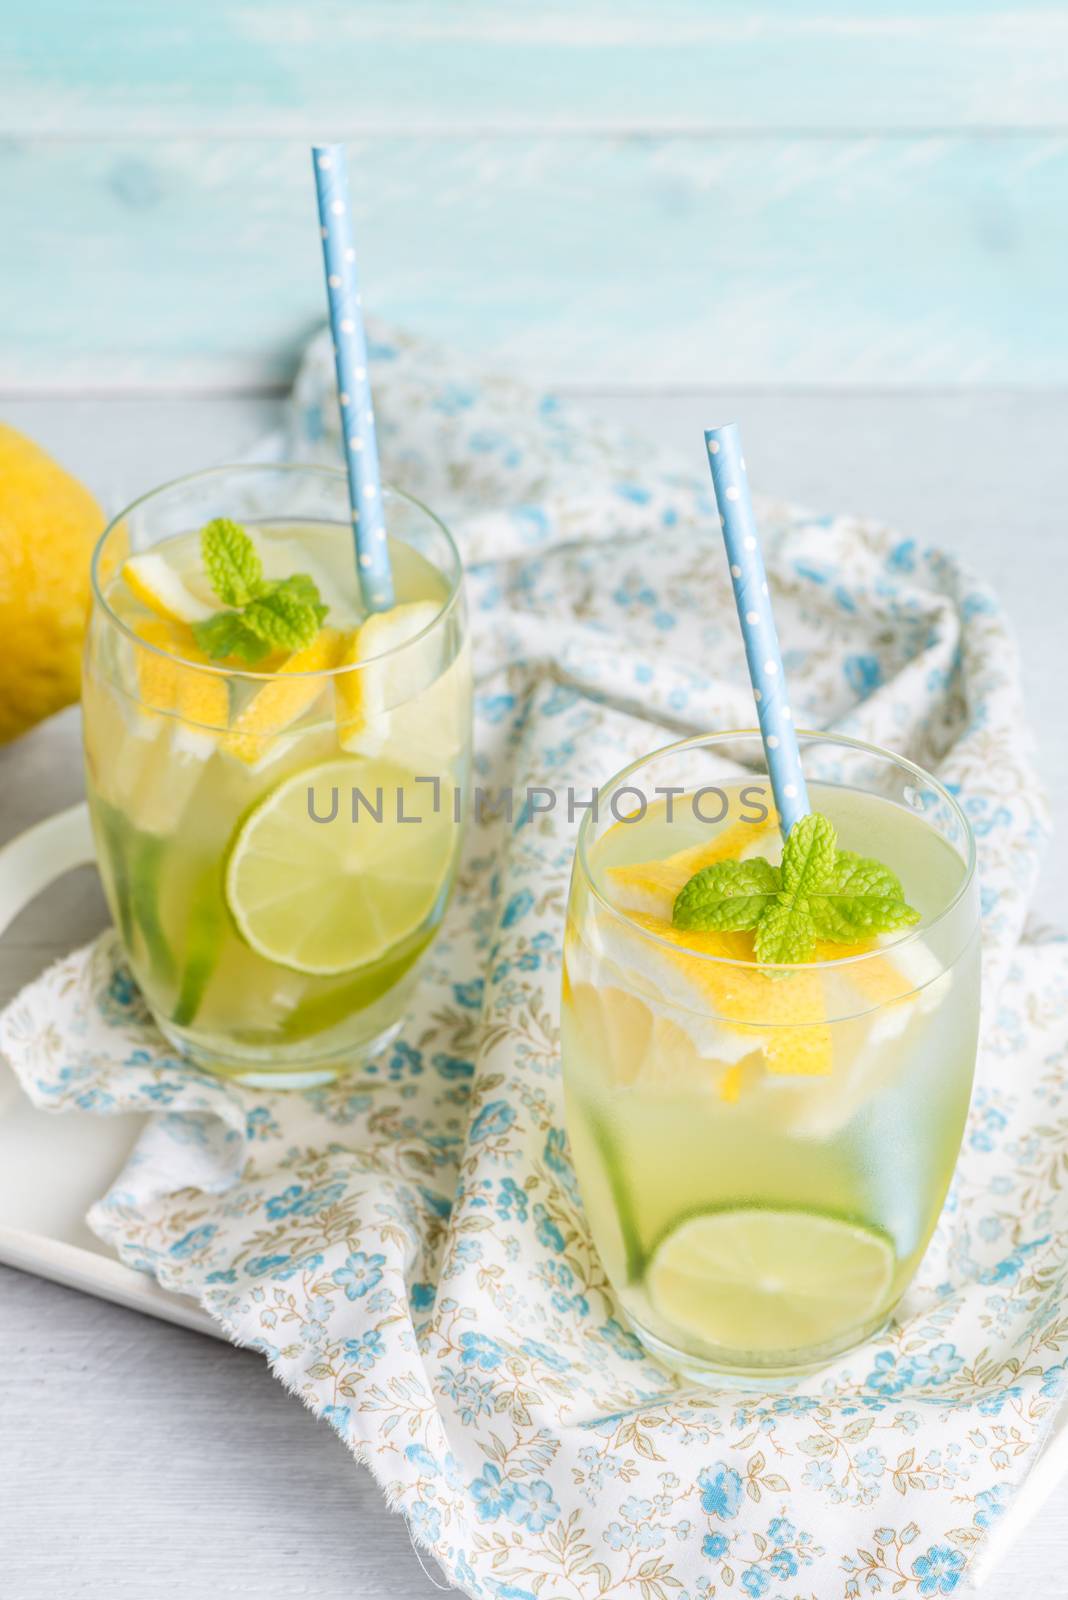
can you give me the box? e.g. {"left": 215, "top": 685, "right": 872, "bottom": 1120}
{"left": 110, "top": 619, "right": 224, "bottom": 830}
{"left": 565, "top": 960, "right": 759, "bottom": 1093}
{"left": 607, "top": 816, "right": 778, "bottom": 918}
{"left": 223, "top": 628, "right": 344, "bottom": 768}
{"left": 335, "top": 600, "right": 438, "bottom": 735}
{"left": 595, "top": 826, "right": 934, "bottom": 1084}
{"left": 122, "top": 552, "right": 215, "bottom": 624}
{"left": 225, "top": 755, "right": 456, "bottom": 974}
{"left": 335, "top": 601, "right": 470, "bottom": 773}
{"left": 580, "top": 907, "right": 832, "bottom": 1079}
{"left": 133, "top": 618, "right": 230, "bottom": 733}
{"left": 600, "top": 822, "right": 822, "bottom": 1072}
{"left": 646, "top": 1207, "right": 895, "bottom": 1353}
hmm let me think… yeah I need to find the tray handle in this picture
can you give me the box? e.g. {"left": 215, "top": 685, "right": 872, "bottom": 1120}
{"left": 0, "top": 803, "right": 96, "bottom": 939}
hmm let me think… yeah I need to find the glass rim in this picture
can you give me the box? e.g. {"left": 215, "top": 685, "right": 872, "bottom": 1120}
{"left": 575, "top": 727, "right": 978, "bottom": 975}
{"left": 89, "top": 462, "right": 464, "bottom": 682}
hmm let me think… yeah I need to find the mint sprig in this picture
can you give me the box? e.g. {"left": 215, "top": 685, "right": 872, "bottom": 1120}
{"left": 191, "top": 520, "right": 328, "bottom": 663}
{"left": 673, "top": 857, "right": 779, "bottom": 933}
{"left": 193, "top": 610, "right": 270, "bottom": 665}
{"left": 672, "top": 811, "right": 920, "bottom": 964}
{"left": 200, "top": 517, "right": 263, "bottom": 606}
{"left": 808, "top": 853, "right": 922, "bottom": 943}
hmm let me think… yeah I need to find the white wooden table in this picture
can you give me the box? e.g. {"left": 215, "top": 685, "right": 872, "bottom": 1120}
{"left": 1, "top": 390, "right": 1065, "bottom": 1598}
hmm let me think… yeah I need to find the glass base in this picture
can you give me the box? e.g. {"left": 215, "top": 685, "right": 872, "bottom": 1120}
{"left": 156, "top": 1016, "right": 403, "bottom": 1091}
{"left": 624, "top": 1307, "right": 892, "bottom": 1387}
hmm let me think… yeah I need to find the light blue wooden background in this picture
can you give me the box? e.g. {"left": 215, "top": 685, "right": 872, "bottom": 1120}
{"left": 4, "top": 1, "right": 1068, "bottom": 391}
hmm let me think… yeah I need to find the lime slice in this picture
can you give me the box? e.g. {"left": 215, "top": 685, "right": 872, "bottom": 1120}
{"left": 129, "top": 832, "right": 176, "bottom": 990}
{"left": 565, "top": 1097, "right": 644, "bottom": 1284}
{"left": 277, "top": 920, "right": 434, "bottom": 1040}
{"left": 171, "top": 861, "right": 226, "bottom": 1027}
{"left": 646, "top": 1207, "right": 894, "bottom": 1353}
{"left": 225, "top": 756, "right": 456, "bottom": 974}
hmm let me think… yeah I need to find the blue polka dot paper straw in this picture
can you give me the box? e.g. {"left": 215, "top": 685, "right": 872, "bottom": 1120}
{"left": 312, "top": 144, "right": 394, "bottom": 612}
{"left": 705, "top": 424, "right": 809, "bottom": 835}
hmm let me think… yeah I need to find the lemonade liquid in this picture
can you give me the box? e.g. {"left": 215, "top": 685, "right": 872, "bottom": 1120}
{"left": 561, "top": 781, "right": 979, "bottom": 1374}
{"left": 84, "top": 518, "right": 470, "bottom": 1085}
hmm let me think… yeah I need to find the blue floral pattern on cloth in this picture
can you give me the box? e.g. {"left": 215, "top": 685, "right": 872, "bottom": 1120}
{"left": 2, "top": 325, "right": 1067, "bottom": 1598}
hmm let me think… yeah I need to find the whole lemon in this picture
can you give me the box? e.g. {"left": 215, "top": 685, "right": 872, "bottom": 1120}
{"left": 0, "top": 425, "right": 104, "bottom": 742}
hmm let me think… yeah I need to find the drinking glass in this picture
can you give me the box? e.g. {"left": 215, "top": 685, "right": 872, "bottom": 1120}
{"left": 83, "top": 464, "right": 471, "bottom": 1088}
{"left": 560, "top": 731, "right": 979, "bottom": 1378}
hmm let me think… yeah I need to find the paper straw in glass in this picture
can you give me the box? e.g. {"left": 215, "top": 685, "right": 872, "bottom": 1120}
{"left": 705, "top": 423, "right": 809, "bottom": 835}
{"left": 312, "top": 143, "right": 394, "bottom": 611}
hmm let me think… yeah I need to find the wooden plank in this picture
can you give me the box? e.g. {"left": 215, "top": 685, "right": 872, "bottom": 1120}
{"left": 6, "top": 1, "right": 1068, "bottom": 134}
{"left": 2, "top": 134, "right": 1066, "bottom": 390}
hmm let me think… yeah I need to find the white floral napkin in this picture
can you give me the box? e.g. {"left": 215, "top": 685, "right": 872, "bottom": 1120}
{"left": 4, "top": 328, "right": 1068, "bottom": 1599}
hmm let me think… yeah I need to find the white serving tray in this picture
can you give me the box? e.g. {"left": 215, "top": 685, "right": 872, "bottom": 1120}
{"left": 0, "top": 804, "right": 218, "bottom": 1340}
{"left": 0, "top": 806, "right": 1066, "bottom": 1582}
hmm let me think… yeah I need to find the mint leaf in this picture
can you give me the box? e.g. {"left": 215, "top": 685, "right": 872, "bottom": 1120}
{"left": 808, "top": 851, "right": 921, "bottom": 942}
{"left": 201, "top": 518, "right": 264, "bottom": 607}
{"left": 673, "top": 858, "right": 779, "bottom": 932}
{"left": 275, "top": 572, "right": 323, "bottom": 606}
{"left": 193, "top": 522, "right": 329, "bottom": 661}
{"left": 192, "top": 611, "right": 272, "bottom": 665}
{"left": 753, "top": 895, "right": 817, "bottom": 966}
{"left": 670, "top": 809, "right": 921, "bottom": 966}
{"left": 754, "top": 812, "right": 838, "bottom": 963}
{"left": 242, "top": 575, "right": 327, "bottom": 652}
{"left": 779, "top": 812, "right": 837, "bottom": 899}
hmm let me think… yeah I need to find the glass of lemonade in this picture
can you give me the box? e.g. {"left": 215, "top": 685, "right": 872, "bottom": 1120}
{"left": 561, "top": 731, "right": 980, "bottom": 1379}
{"left": 83, "top": 464, "right": 471, "bottom": 1088}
